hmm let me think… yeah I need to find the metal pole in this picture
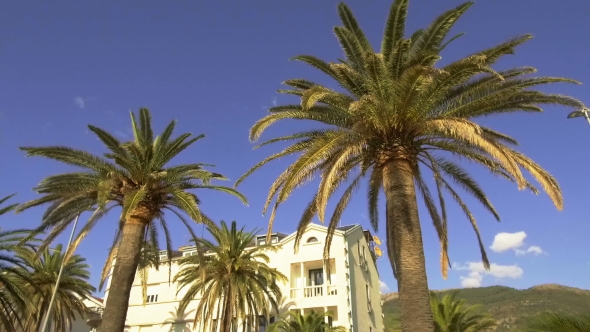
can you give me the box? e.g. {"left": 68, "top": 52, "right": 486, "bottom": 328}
{"left": 40, "top": 213, "right": 81, "bottom": 332}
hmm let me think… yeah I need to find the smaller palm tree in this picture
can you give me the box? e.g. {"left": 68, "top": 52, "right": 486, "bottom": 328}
{"left": 13, "top": 244, "right": 95, "bottom": 332}
{"left": 431, "top": 292, "right": 497, "bottom": 332}
{"left": 525, "top": 313, "right": 590, "bottom": 332}
{"left": 0, "top": 194, "right": 35, "bottom": 332}
{"left": 268, "top": 310, "right": 347, "bottom": 332}
{"left": 174, "top": 220, "right": 287, "bottom": 332}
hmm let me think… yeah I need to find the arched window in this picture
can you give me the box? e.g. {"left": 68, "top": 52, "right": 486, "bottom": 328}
{"left": 307, "top": 237, "right": 318, "bottom": 243}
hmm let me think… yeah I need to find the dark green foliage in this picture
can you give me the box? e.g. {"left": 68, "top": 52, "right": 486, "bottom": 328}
{"left": 382, "top": 285, "right": 590, "bottom": 332}
{"left": 525, "top": 312, "right": 590, "bottom": 332}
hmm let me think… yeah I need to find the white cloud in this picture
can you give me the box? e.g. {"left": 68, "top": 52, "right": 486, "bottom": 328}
{"left": 460, "top": 271, "right": 483, "bottom": 288}
{"left": 455, "top": 261, "right": 523, "bottom": 288}
{"left": 490, "top": 231, "right": 526, "bottom": 253}
{"left": 380, "top": 280, "right": 390, "bottom": 293}
{"left": 115, "top": 130, "right": 128, "bottom": 139}
{"left": 526, "top": 246, "right": 545, "bottom": 255}
{"left": 489, "top": 231, "right": 546, "bottom": 256}
{"left": 74, "top": 96, "right": 85, "bottom": 109}
{"left": 272, "top": 97, "right": 277, "bottom": 106}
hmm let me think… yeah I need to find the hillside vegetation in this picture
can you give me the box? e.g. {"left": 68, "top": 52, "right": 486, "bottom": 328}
{"left": 382, "top": 284, "right": 590, "bottom": 332}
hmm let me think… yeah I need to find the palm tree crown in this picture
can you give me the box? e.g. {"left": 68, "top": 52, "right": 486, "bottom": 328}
{"left": 0, "top": 194, "right": 34, "bottom": 332}
{"left": 18, "top": 108, "right": 247, "bottom": 331}
{"left": 175, "top": 220, "right": 286, "bottom": 332}
{"left": 430, "top": 292, "right": 497, "bottom": 332}
{"left": 13, "top": 244, "right": 95, "bottom": 332}
{"left": 237, "top": 0, "right": 583, "bottom": 330}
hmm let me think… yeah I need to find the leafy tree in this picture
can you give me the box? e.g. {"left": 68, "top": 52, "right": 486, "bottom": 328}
{"left": 525, "top": 313, "right": 590, "bottom": 332}
{"left": 237, "top": 0, "right": 583, "bottom": 330}
{"left": 13, "top": 244, "right": 95, "bottom": 332}
{"left": 430, "top": 292, "right": 496, "bottom": 332}
{"left": 268, "top": 310, "right": 347, "bottom": 332}
{"left": 174, "top": 220, "right": 286, "bottom": 332}
{"left": 18, "top": 108, "right": 247, "bottom": 331}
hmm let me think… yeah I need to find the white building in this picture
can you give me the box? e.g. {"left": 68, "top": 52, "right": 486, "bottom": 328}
{"left": 104, "top": 223, "right": 385, "bottom": 332}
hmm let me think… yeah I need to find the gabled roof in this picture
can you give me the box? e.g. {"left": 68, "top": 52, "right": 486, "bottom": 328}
{"left": 336, "top": 224, "right": 357, "bottom": 232}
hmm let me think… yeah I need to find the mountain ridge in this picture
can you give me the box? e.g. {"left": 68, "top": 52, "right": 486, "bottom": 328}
{"left": 381, "top": 283, "right": 590, "bottom": 332}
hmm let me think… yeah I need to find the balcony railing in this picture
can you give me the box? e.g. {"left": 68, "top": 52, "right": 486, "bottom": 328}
{"left": 289, "top": 285, "right": 338, "bottom": 298}
{"left": 86, "top": 306, "right": 103, "bottom": 328}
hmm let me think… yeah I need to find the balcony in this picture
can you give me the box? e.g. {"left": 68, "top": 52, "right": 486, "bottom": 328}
{"left": 86, "top": 306, "right": 103, "bottom": 329}
{"left": 290, "top": 284, "right": 338, "bottom": 298}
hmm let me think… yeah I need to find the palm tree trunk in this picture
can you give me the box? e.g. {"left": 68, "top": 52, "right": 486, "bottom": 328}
{"left": 383, "top": 158, "right": 434, "bottom": 332}
{"left": 99, "top": 210, "right": 148, "bottom": 332}
{"left": 220, "top": 289, "right": 233, "bottom": 332}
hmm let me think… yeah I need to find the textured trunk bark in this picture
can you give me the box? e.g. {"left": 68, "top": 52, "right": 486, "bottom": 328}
{"left": 383, "top": 158, "right": 434, "bottom": 332}
{"left": 220, "top": 290, "right": 233, "bottom": 332}
{"left": 99, "top": 211, "right": 148, "bottom": 332}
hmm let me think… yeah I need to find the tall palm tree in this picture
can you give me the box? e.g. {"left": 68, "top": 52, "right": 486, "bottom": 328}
{"left": 0, "top": 194, "right": 33, "bottom": 332}
{"left": 267, "top": 310, "right": 347, "bottom": 332}
{"left": 237, "top": 1, "right": 583, "bottom": 330}
{"left": 430, "top": 292, "right": 496, "bottom": 332}
{"left": 525, "top": 313, "right": 590, "bottom": 332}
{"left": 13, "top": 244, "right": 95, "bottom": 332}
{"left": 17, "top": 108, "right": 248, "bottom": 331}
{"left": 174, "top": 220, "right": 286, "bottom": 332}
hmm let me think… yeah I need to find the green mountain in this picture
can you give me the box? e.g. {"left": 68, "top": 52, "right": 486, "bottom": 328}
{"left": 381, "top": 284, "right": 590, "bottom": 332}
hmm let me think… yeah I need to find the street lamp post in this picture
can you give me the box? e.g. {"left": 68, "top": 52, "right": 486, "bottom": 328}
{"left": 567, "top": 107, "right": 590, "bottom": 126}
{"left": 39, "top": 213, "right": 82, "bottom": 332}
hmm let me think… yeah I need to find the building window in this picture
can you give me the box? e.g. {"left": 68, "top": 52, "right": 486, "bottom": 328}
{"left": 258, "top": 239, "right": 266, "bottom": 246}
{"left": 258, "top": 316, "right": 267, "bottom": 332}
{"left": 306, "top": 237, "right": 318, "bottom": 243}
{"left": 146, "top": 284, "right": 160, "bottom": 303}
{"left": 271, "top": 237, "right": 278, "bottom": 244}
{"left": 309, "top": 269, "right": 324, "bottom": 286}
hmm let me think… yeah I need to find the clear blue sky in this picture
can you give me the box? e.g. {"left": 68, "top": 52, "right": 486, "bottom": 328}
{"left": 1, "top": 0, "right": 589, "bottom": 296}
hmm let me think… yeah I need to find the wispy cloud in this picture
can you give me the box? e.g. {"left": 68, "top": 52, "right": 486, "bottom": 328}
{"left": 380, "top": 280, "right": 390, "bottom": 293}
{"left": 114, "top": 130, "right": 128, "bottom": 139}
{"left": 525, "top": 245, "right": 546, "bottom": 256}
{"left": 43, "top": 122, "right": 53, "bottom": 132}
{"left": 261, "top": 97, "right": 279, "bottom": 111}
{"left": 74, "top": 97, "right": 85, "bottom": 109}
